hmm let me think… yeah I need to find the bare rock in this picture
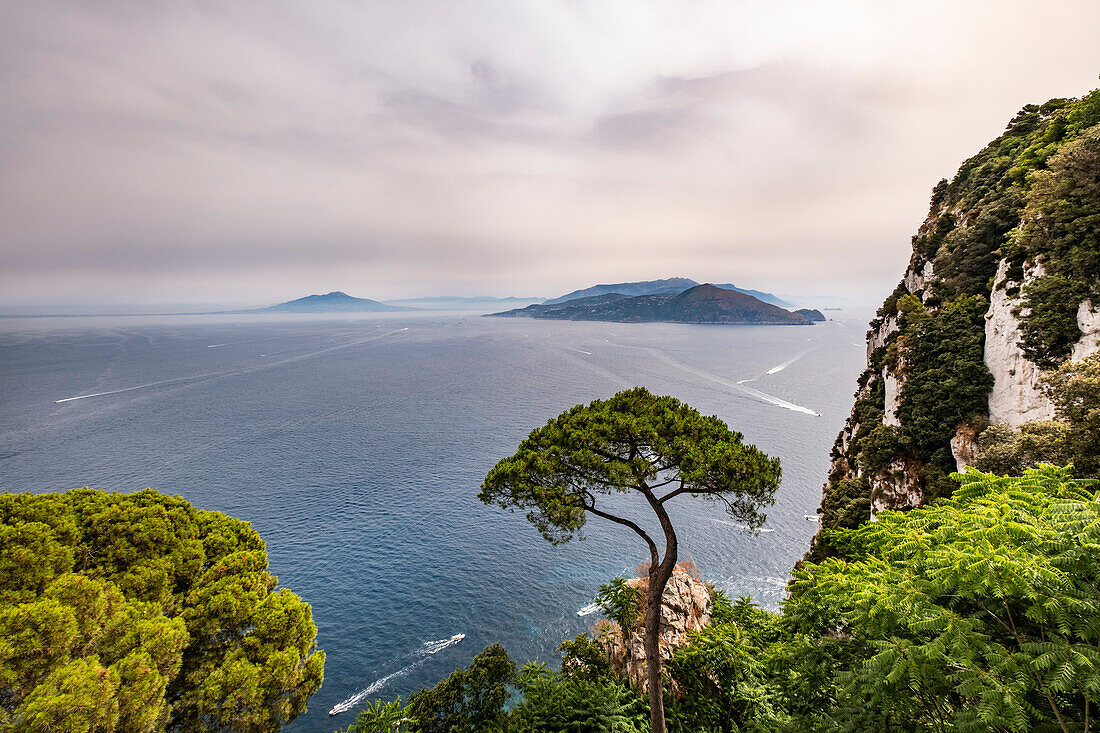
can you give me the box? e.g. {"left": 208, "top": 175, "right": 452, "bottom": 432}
{"left": 596, "top": 563, "right": 712, "bottom": 693}
{"left": 1072, "top": 300, "right": 1100, "bottom": 361}
{"left": 984, "top": 260, "right": 1055, "bottom": 426}
{"left": 951, "top": 423, "right": 980, "bottom": 473}
{"left": 870, "top": 457, "right": 924, "bottom": 517}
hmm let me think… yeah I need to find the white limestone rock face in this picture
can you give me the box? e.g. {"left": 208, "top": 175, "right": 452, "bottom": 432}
{"left": 868, "top": 315, "right": 898, "bottom": 360}
{"left": 870, "top": 458, "right": 923, "bottom": 517}
{"left": 904, "top": 259, "right": 936, "bottom": 296}
{"left": 595, "top": 563, "right": 711, "bottom": 694}
{"left": 883, "top": 369, "right": 902, "bottom": 427}
{"left": 984, "top": 260, "right": 1055, "bottom": 426}
{"left": 1071, "top": 300, "right": 1100, "bottom": 361}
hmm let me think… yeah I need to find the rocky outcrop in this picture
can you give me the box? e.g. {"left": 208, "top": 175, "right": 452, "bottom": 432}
{"left": 904, "top": 260, "right": 936, "bottom": 298}
{"left": 883, "top": 363, "right": 903, "bottom": 428}
{"left": 869, "top": 458, "right": 924, "bottom": 517}
{"left": 984, "top": 260, "right": 1056, "bottom": 426}
{"left": 951, "top": 423, "right": 980, "bottom": 473}
{"left": 595, "top": 563, "right": 711, "bottom": 693}
{"left": 867, "top": 314, "right": 898, "bottom": 359}
{"left": 1072, "top": 300, "right": 1100, "bottom": 361}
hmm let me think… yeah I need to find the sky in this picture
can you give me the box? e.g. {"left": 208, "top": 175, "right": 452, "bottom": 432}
{"left": 1, "top": 1, "right": 1098, "bottom": 309}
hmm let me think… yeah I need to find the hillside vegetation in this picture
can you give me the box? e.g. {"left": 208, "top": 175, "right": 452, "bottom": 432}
{"left": 490, "top": 284, "right": 813, "bottom": 324}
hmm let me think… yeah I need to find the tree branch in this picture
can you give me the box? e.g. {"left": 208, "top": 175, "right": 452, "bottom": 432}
{"left": 580, "top": 491, "right": 659, "bottom": 565}
{"left": 658, "top": 477, "right": 688, "bottom": 504}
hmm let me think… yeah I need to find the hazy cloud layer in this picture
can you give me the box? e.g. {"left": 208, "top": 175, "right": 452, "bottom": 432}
{"left": 2, "top": 0, "right": 1098, "bottom": 306}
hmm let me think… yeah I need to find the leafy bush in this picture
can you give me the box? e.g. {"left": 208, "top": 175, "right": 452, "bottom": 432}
{"left": 894, "top": 295, "right": 993, "bottom": 468}
{"left": 340, "top": 698, "right": 413, "bottom": 733}
{"left": 595, "top": 578, "right": 644, "bottom": 641}
{"left": 558, "top": 633, "right": 616, "bottom": 683}
{"left": 973, "top": 421, "right": 1072, "bottom": 475}
{"left": 789, "top": 466, "right": 1100, "bottom": 731}
{"left": 403, "top": 643, "right": 515, "bottom": 733}
{"left": 510, "top": 663, "right": 650, "bottom": 733}
{"left": 1043, "top": 352, "right": 1100, "bottom": 474}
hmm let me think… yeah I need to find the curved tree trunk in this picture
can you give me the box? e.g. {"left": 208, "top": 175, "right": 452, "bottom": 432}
{"left": 644, "top": 525, "right": 678, "bottom": 733}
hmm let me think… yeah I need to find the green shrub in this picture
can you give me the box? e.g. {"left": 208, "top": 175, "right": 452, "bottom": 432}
{"left": 403, "top": 643, "right": 515, "bottom": 733}
{"left": 1043, "top": 352, "right": 1100, "bottom": 474}
{"left": 595, "top": 578, "right": 644, "bottom": 641}
{"left": 510, "top": 663, "right": 649, "bottom": 733}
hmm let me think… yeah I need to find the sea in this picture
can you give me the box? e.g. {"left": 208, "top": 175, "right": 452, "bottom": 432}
{"left": 0, "top": 310, "right": 868, "bottom": 731}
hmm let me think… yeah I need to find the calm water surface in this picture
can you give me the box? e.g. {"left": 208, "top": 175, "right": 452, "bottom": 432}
{"left": 0, "top": 311, "right": 867, "bottom": 731}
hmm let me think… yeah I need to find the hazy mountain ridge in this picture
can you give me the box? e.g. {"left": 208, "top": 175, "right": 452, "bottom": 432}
{"left": 543, "top": 278, "right": 793, "bottom": 308}
{"left": 489, "top": 284, "right": 813, "bottom": 325}
{"left": 261, "top": 291, "right": 411, "bottom": 313}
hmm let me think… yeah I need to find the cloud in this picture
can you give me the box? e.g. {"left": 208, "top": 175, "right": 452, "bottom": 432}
{"left": 1, "top": 0, "right": 1099, "bottom": 306}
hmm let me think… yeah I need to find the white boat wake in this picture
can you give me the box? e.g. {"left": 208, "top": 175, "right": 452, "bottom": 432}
{"left": 623, "top": 346, "right": 820, "bottom": 416}
{"left": 54, "top": 373, "right": 220, "bottom": 402}
{"left": 766, "top": 349, "right": 812, "bottom": 375}
{"left": 56, "top": 328, "right": 410, "bottom": 405}
{"left": 577, "top": 602, "right": 600, "bottom": 617}
{"left": 417, "top": 634, "right": 465, "bottom": 656}
{"left": 733, "top": 382, "right": 820, "bottom": 416}
{"left": 329, "top": 634, "right": 465, "bottom": 717}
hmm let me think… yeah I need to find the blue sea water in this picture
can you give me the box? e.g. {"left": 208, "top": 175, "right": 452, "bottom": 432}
{"left": 0, "top": 311, "right": 868, "bottom": 731}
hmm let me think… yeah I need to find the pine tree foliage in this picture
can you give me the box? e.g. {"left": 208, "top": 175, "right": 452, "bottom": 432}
{"left": 0, "top": 489, "right": 324, "bottom": 731}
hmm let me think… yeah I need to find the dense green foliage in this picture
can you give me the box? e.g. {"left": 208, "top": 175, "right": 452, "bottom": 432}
{"left": 343, "top": 644, "right": 648, "bottom": 733}
{"left": 595, "top": 578, "right": 644, "bottom": 641}
{"left": 510, "top": 663, "right": 649, "bottom": 732}
{"left": 1043, "top": 353, "right": 1100, "bottom": 475}
{"left": 676, "top": 466, "right": 1100, "bottom": 732}
{"left": 973, "top": 421, "right": 1072, "bottom": 475}
{"left": 478, "top": 387, "right": 781, "bottom": 545}
{"left": 404, "top": 644, "right": 515, "bottom": 733}
{"left": 0, "top": 489, "right": 324, "bottom": 731}
{"left": 893, "top": 295, "right": 994, "bottom": 470}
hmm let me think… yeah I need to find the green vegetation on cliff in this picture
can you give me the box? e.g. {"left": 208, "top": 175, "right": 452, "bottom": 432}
{"left": 0, "top": 489, "right": 324, "bottom": 731}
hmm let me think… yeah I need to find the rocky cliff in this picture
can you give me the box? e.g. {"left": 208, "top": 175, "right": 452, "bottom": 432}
{"left": 594, "top": 562, "right": 712, "bottom": 693}
{"left": 809, "top": 91, "right": 1100, "bottom": 559}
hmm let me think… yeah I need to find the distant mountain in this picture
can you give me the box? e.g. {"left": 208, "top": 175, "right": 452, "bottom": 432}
{"left": 543, "top": 278, "right": 697, "bottom": 304}
{"left": 262, "top": 291, "right": 410, "bottom": 313}
{"left": 544, "top": 278, "right": 792, "bottom": 308}
{"left": 794, "top": 308, "right": 826, "bottom": 322}
{"left": 709, "top": 284, "right": 793, "bottom": 308}
{"left": 663, "top": 285, "right": 810, "bottom": 324}
{"left": 489, "top": 284, "right": 812, "bottom": 325}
